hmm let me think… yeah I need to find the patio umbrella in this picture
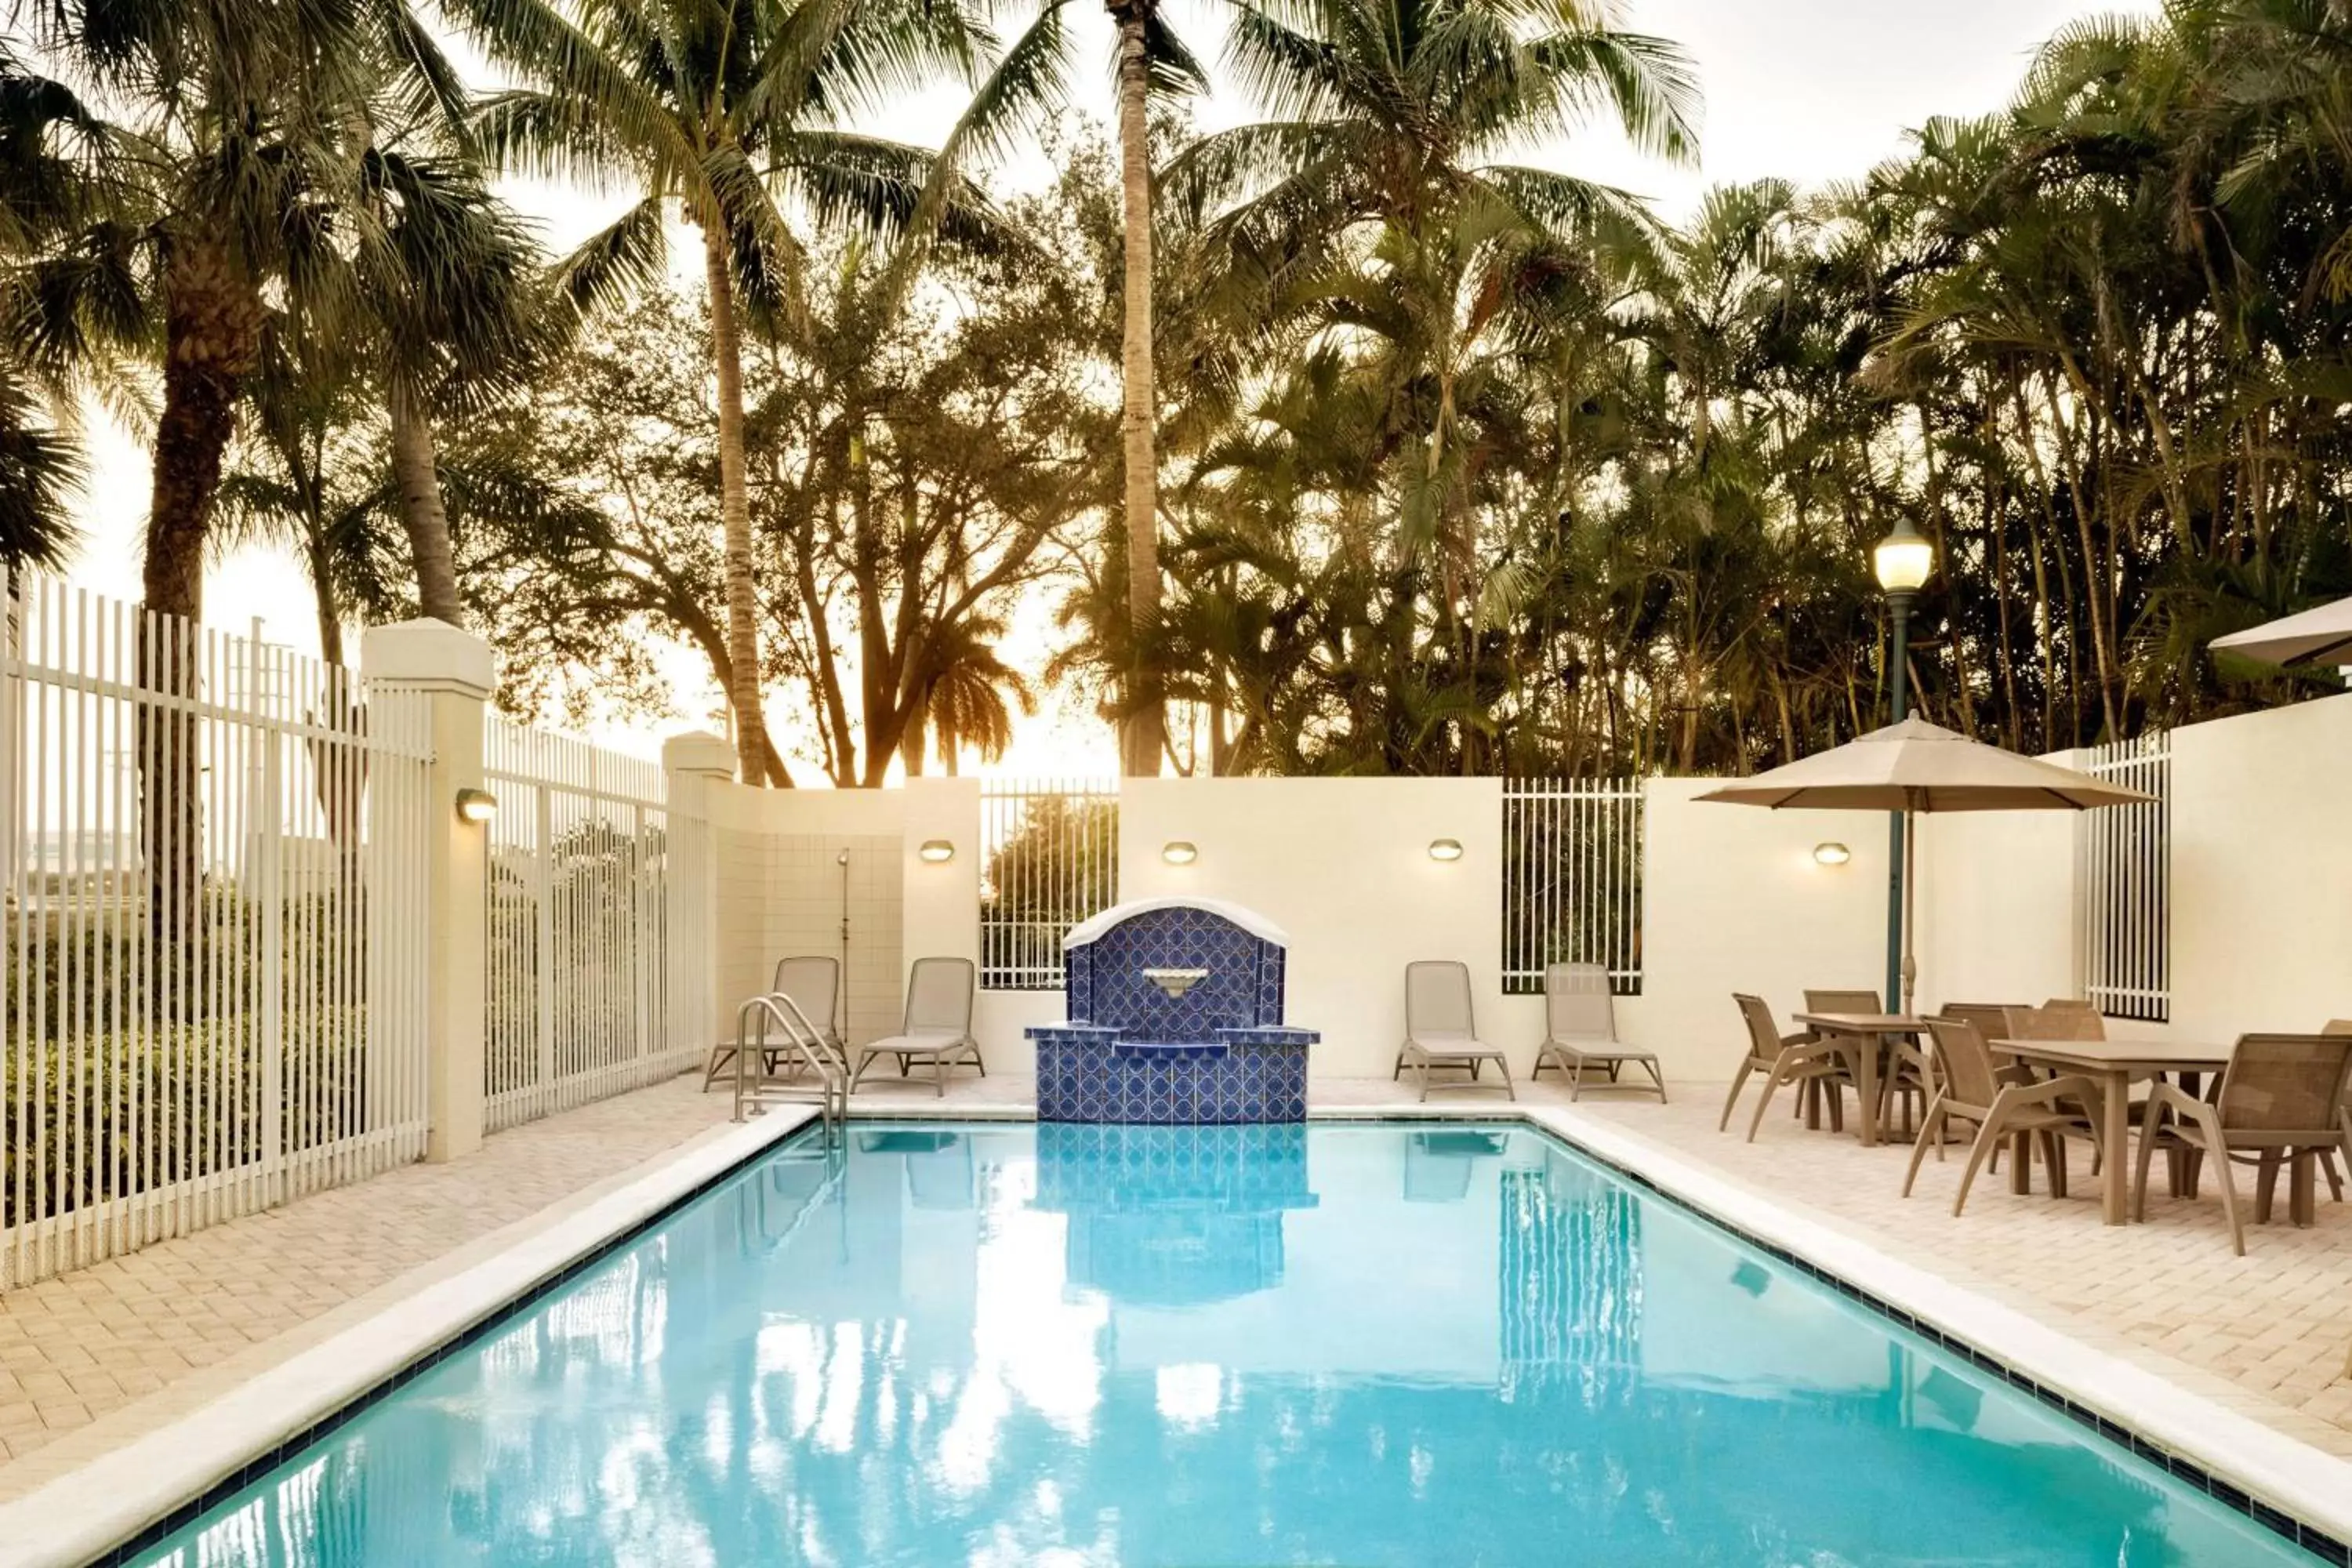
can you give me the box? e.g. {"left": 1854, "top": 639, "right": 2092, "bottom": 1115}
{"left": 1694, "top": 717, "right": 2154, "bottom": 1012}
{"left": 2209, "top": 595, "right": 2352, "bottom": 669}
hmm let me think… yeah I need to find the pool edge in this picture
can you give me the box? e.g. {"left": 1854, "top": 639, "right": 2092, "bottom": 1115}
{"left": 0, "top": 1105, "right": 821, "bottom": 1568}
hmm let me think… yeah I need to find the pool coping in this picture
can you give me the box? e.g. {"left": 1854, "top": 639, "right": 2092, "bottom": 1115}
{"left": 14, "top": 1097, "right": 2352, "bottom": 1566}
{"left": 0, "top": 1105, "right": 818, "bottom": 1568}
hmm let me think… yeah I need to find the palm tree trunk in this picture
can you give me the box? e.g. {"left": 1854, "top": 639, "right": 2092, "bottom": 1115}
{"left": 702, "top": 222, "right": 779, "bottom": 786}
{"left": 143, "top": 238, "right": 263, "bottom": 975}
{"left": 1110, "top": 2, "right": 1163, "bottom": 778}
{"left": 387, "top": 376, "right": 466, "bottom": 626}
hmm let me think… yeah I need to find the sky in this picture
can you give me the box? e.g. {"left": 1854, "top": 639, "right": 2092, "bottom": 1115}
{"left": 56, "top": 0, "right": 2157, "bottom": 779}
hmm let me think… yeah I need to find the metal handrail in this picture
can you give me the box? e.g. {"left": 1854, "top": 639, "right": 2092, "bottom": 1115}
{"left": 731, "top": 994, "right": 845, "bottom": 1132}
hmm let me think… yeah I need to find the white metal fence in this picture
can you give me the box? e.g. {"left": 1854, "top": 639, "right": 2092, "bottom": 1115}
{"left": 2083, "top": 731, "right": 2170, "bottom": 1023}
{"left": 482, "top": 718, "right": 709, "bottom": 1130}
{"left": 978, "top": 779, "right": 1118, "bottom": 989}
{"left": 1, "top": 574, "right": 435, "bottom": 1288}
{"left": 1503, "top": 778, "right": 1644, "bottom": 995}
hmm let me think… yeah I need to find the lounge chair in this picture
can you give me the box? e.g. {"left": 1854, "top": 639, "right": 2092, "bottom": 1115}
{"left": 1394, "top": 960, "right": 1514, "bottom": 1102}
{"left": 1532, "top": 962, "right": 1664, "bottom": 1102}
{"left": 2131, "top": 1033, "right": 2352, "bottom": 1254}
{"left": 705, "top": 955, "right": 845, "bottom": 1091}
{"left": 852, "top": 956, "right": 985, "bottom": 1097}
{"left": 1906, "top": 1018, "right": 2103, "bottom": 1214}
{"left": 1722, "top": 993, "right": 1849, "bottom": 1140}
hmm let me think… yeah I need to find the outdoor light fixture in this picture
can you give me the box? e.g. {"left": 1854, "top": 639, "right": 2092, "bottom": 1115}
{"left": 1813, "top": 842, "right": 1852, "bottom": 867}
{"left": 1873, "top": 516, "right": 1934, "bottom": 596}
{"left": 1162, "top": 840, "right": 1198, "bottom": 866}
{"left": 918, "top": 840, "right": 956, "bottom": 864}
{"left": 456, "top": 787, "right": 498, "bottom": 825}
{"left": 1428, "top": 837, "right": 1465, "bottom": 862}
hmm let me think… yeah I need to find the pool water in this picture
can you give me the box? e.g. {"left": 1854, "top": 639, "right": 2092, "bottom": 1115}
{"left": 132, "top": 1121, "right": 2319, "bottom": 1566}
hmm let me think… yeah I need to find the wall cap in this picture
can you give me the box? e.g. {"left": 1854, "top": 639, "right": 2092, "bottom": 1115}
{"left": 361, "top": 619, "right": 495, "bottom": 699}
{"left": 662, "top": 730, "right": 738, "bottom": 778}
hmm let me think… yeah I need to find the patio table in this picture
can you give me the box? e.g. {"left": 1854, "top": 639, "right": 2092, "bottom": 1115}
{"left": 1990, "top": 1036, "right": 2232, "bottom": 1225}
{"left": 1793, "top": 1013, "right": 1930, "bottom": 1149}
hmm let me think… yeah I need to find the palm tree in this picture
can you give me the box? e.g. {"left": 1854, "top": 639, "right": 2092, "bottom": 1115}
{"left": 451, "top": 0, "right": 1062, "bottom": 785}
{"left": 33, "top": 0, "right": 474, "bottom": 626}
{"left": 364, "top": 147, "right": 546, "bottom": 626}
{"left": 1102, "top": 0, "right": 1209, "bottom": 776}
{"left": 0, "top": 44, "right": 125, "bottom": 569}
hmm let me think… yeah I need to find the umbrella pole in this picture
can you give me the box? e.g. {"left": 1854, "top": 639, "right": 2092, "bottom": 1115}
{"left": 1900, "top": 804, "right": 1918, "bottom": 1014}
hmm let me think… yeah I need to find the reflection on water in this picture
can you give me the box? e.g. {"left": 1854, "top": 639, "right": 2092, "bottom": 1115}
{"left": 132, "top": 1125, "right": 2318, "bottom": 1568}
{"left": 1033, "top": 1123, "right": 1317, "bottom": 1307}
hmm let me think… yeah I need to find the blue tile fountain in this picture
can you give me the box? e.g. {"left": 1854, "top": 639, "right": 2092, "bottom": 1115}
{"left": 1027, "top": 897, "right": 1319, "bottom": 1123}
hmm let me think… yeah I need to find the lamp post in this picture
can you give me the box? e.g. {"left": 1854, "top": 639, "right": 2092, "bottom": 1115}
{"left": 1873, "top": 517, "right": 1933, "bottom": 1011}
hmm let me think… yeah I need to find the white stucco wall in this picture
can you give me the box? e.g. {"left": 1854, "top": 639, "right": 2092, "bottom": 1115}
{"left": 1621, "top": 779, "right": 1891, "bottom": 1080}
{"left": 2166, "top": 694, "right": 2352, "bottom": 1040}
{"left": 689, "top": 689, "right": 2352, "bottom": 1087}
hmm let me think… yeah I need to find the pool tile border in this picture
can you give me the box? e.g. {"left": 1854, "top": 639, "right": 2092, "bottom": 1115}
{"left": 0, "top": 1107, "right": 822, "bottom": 1568}
{"left": 1319, "top": 1105, "right": 2352, "bottom": 1566}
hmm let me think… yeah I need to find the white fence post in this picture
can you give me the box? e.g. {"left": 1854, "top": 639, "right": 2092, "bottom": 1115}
{"left": 662, "top": 731, "right": 729, "bottom": 1068}
{"left": 362, "top": 619, "right": 495, "bottom": 1163}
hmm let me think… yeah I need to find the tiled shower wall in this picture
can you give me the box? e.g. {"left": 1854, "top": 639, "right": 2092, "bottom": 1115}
{"left": 714, "top": 829, "right": 905, "bottom": 1047}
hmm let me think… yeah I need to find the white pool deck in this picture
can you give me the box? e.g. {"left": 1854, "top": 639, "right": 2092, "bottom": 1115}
{"left": 2, "top": 1067, "right": 2349, "bottom": 1563}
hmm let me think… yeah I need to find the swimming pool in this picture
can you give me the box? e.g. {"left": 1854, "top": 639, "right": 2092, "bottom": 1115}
{"left": 125, "top": 1120, "right": 2322, "bottom": 1566}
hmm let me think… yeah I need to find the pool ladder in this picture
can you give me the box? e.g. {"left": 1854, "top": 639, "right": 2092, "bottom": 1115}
{"left": 730, "top": 993, "right": 848, "bottom": 1137}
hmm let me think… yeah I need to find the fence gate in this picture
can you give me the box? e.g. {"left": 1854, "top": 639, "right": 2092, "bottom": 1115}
{"left": 979, "top": 779, "right": 1118, "bottom": 989}
{"left": 2083, "top": 731, "right": 2170, "bottom": 1023}
{"left": 1502, "top": 778, "right": 1644, "bottom": 995}
{"left": 1, "top": 574, "right": 434, "bottom": 1289}
{"left": 481, "top": 718, "right": 708, "bottom": 1131}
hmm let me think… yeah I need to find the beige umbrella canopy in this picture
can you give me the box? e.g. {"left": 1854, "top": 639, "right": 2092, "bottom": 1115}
{"left": 1697, "top": 717, "right": 2155, "bottom": 1010}
{"left": 2209, "top": 596, "right": 2352, "bottom": 670}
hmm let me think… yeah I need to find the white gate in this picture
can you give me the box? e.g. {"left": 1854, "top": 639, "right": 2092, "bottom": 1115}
{"left": 482, "top": 718, "right": 708, "bottom": 1130}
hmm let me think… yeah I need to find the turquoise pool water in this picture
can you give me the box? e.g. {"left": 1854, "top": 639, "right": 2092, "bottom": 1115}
{"left": 131, "top": 1121, "right": 2319, "bottom": 1566}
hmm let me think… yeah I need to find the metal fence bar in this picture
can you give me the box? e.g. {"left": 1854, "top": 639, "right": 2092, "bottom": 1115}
{"left": 0, "top": 571, "right": 434, "bottom": 1289}
{"left": 481, "top": 717, "right": 706, "bottom": 1131}
{"left": 1501, "top": 778, "right": 1645, "bottom": 996}
{"left": 978, "top": 779, "right": 1119, "bottom": 990}
{"left": 2082, "top": 732, "right": 2170, "bottom": 1022}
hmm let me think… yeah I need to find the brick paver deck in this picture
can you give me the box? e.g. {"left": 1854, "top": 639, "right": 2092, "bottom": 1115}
{"left": 5, "top": 1065, "right": 2347, "bottom": 1514}
{"left": 0, "top": 1073, "right": 746, "bottom": 1499}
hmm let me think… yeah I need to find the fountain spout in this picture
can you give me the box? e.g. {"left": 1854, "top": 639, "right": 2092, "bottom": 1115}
{"left": 1142, "top": 967, "right": 1210, "bottom": 1000}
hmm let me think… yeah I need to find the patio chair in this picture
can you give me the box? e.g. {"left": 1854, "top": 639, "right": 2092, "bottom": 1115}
{"left": 2130, "top": 1033, "right": 2352, "bottom": 1255}
{"left": 1906, "top": 1018, "right": 2104, "bottom": 1216}
{"left": 703, "top": 955, "right": 844, "bottom": 1091}
{"left": 852, "top": 956, "right": 985, "bottom": 1097}
{"left": 1531, "top": 962, "right": 1664, "bottom": 1102}
{"left": 1722, "top": 994, "right": 1849, "bottom": 1141}
{"left": 1394, "top": 960, "right": 1514, "bottom": 1102}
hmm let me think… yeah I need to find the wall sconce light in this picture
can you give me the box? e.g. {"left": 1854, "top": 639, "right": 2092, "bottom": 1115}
{"left": 456, "top": 787, "right": 498, "bottom": 825}
{"left": 918, "top": 840, "right": 956, "bottom": 864}
{"left": 1428, "top": 837, "right": 1465, "bottom": 862}
{"left": 1162, "top": 840, "right": 1198, "bottom": 866}
{"left": 1813, "top": 842, "right": 1852, "bottom": 867}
